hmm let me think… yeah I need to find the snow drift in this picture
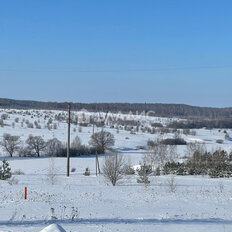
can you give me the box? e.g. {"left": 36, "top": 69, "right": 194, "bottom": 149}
{"left": 40, "top": 224, "right": 66, "bottom": 232}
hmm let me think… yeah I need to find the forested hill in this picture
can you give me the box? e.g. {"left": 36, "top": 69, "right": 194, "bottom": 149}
{"left": 0, "top": 98, "right": 232, "bottom": 120}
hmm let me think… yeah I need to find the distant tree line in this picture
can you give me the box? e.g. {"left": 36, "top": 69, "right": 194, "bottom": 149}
{"left": 168, "top": 119, "right": 232, "bottom": 129}
{"left": 1, "top": 98, "right": 232, "bottom": 120}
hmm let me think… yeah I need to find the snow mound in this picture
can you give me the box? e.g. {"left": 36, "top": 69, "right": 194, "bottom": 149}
{"left": 40, "top": 224, "right": 66, "bottom": 232}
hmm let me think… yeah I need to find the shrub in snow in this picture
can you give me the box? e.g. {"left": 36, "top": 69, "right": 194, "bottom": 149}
{"left": 7, "top": 176, "right": 19, "bottom": 185}
{"left": 137, "top": 164, "right": 152, "bottom": 185}
{"left": 151, "top": 122, "right": 163, "bottom": 128}
{"left": 163, "top": 162, "right": 186, "bottom": 175}
{"left": 0, "top": 160, "right": 12, "bottom": 180}
{"left": 167, "top": 175, "right": 177, "bottom": 193}
{"left": 225, "top": 133, "right": 230, "bottom": 140}
{"left": 102, "top": 153, "right": 125, "bottom": 186}
{"left": 34, "top": 120, "right": 41, "bottom": 129}
{"left": 49, "top": 145, "right": 102, "bottom": 157}
{"left": 83, "top": 168, "right": 90, "bottom": 176}
{"left": 1, "top": 113, "right": 8, "bottom": 120}
{"left": 160, "top": 138, "right": 187, "bottom": 145}
{"left": 122, "top": 164, "right": 135, "bottom": 175}
{"left": 71, "top": 206, "right": 79, "bottom": 220}
{"left": 13, "top": 169, "right": 25, "bottom": 175}
{"left": 27, "top": 122, "right": 34, "bottom": 128}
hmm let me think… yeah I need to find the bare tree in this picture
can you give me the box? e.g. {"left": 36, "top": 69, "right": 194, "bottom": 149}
{"left": 167, "top": 174, "right": 177, "bottom": 193}
{"left": 102, "top": 153, "right": 124, "bottom": 186}
{"left": 26, "top": 135, "right": 46, "bottom": 157}
{"left": 0, "top": 119, "right": 4, "bottom": 127}
{"left": 47, "top": 157, "right": 56, "bottom": 185}
{"left": 89, "top": 131, "right": 115, "bottom": 154}
{"left": 185, "top": 142, "right": 206, "bottom": 158}
{"left": 46, "top": 138, "right": 63, "bottom": 157}
{"left": 0, "top": 133, "right": 21, "bottom": 157}
{"left": 144, "top": 139, "right": 168, "bottom": 170}
{"left": 71, "top": 136, "right": 82, "bottom": 150}
{"left": 168, "top": 145, "right": 178, "bottom": 162}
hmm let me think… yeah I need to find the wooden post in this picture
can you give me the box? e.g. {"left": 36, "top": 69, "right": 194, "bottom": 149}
{"left": 97, "top": 154, "right": 101, "bottom": 174}
{"left": 95, "top": 151, "right": 101, "bottom": 175}
{"left": 24, "top": 187, "right": 27, "bottom": 200}
{"left": 67, "top": 103, "right": 71, "bottom": 177}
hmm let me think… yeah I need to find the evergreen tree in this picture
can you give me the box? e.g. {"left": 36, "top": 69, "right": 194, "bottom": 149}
{"left": 137, "top": 163, "right": 152, "bottom": 185}
{"left": 0, "top": 160, "right": 12, "bottom": 180}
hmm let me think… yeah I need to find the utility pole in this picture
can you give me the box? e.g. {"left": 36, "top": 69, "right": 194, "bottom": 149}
{"left": 145, "top": 102, "right": 147, "bottom": 116}
{"left": 95, "top": 151, "right": 101, "bottom": 176}
{"left": 95, "top": 151, "right": 98, "bottom": 176}
{"left": 92, "top": 115, "right": 95, "bottom": 135}
{"left": 67, "top": 103, "right": 71, "bottom": 177}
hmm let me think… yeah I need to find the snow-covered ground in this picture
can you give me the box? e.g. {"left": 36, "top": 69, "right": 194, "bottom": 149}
{"left": 1, "top": 157, "right": 232, "bottom": 232}
{"left": 1, "top": 109, "right": 232, "bottom": 231}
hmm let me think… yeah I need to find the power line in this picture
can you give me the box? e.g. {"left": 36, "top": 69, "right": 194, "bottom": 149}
{"left": 1, "top": 65, "right": 232, "bottom": 73}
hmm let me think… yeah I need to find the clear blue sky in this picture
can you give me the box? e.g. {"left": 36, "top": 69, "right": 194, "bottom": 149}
{"left": 0, "top": 0, "right": 232, "bottom": 107}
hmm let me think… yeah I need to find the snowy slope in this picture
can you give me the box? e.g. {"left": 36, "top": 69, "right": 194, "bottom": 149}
{"left": 0, "top": 109, "right": 232, "bottom": 232}
{"left": 0, "top": 108, "right": 231, "bottom": 157}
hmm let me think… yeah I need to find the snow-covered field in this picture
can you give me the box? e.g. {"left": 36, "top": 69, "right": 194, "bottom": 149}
{"left": 1, "top": 157, "right": 232, "bottom": 232}
{"left": 1, "top": 109, "right": 232, "bottom": 232}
